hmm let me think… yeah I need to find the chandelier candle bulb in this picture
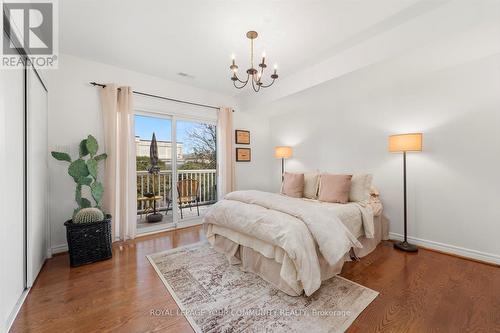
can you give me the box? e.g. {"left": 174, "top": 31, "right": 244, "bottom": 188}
{"left": 230, "top": 55, "right": 238, "bottom": 72}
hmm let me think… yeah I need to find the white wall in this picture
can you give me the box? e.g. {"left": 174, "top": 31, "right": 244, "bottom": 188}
{"left": 234, "top": 111, "right": 272, "bottom": 192}
{"left": 246, "top": 29, "right": 500, "bottom": 263}
{"left": 47, "top": 54, "right": 262, "bottom": 252}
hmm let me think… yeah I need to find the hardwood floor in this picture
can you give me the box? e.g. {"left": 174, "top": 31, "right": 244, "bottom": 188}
{"left": 11, "top": 225, "right": 500, "bottom": 333}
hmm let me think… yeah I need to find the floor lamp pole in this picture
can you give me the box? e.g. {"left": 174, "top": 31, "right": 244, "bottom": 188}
{"left": 403, "top": 151, "right": 407, "bottom": 242}
{"left": 394, "top": 150, "right": 418, "bottom": 252}
{"left": 281, "top": 158, "right": 284, "bottom": 182}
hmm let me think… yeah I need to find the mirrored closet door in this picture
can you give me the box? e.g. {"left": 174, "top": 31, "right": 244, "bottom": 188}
{"left": 26, "top": 67, "right": 49, "bottom": 287}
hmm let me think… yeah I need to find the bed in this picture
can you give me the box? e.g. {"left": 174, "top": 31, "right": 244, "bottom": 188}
{"left": 203, "top": 189, "right": 388, "bottom": 296}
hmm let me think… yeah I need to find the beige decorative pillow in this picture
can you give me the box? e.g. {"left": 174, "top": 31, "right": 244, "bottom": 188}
{"left": 281, "top": 172, "right": 305, "bottom": 198}
{"left": 318, "top": 174, "right": 352, "bottom": 204}
{"left": 349, "top": 174, "right": 373, "bottom": 202}
{"left": 303, "top": 172, "right": 319, "bottom": 199}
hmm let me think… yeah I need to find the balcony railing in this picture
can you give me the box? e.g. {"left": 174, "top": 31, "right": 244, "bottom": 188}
{"left": 137, "top": 169, "right": 217, "bottom": 214}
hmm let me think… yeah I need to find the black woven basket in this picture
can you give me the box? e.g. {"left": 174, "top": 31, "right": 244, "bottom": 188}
{"left": 64, "top": 214, "right": 112, "bottom": 267}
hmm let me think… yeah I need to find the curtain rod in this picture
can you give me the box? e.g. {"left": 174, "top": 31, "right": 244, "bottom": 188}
{"left": 89, "top": 81, "right": 230, "bottom": 111}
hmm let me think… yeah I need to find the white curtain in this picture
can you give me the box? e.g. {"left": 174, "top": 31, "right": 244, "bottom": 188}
{"left": 101, "top": 84, "right": 137, "bottom": 241}
{"left": 217, "top": 107, "right": 235, "bottom": 198}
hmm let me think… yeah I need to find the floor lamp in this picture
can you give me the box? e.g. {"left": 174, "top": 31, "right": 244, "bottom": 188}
{"left": 274, "top": 146, "right": 293, "bottom": 182}
{"left": 389, "top": 133, "right": 423, "bottom": 252}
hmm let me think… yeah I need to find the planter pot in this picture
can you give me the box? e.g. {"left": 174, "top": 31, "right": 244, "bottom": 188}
{"left": 64, "top": 214, "right": 112, "bottom": 267}
{"left": 147, "top": 213, "right": 163, "bottom": 223}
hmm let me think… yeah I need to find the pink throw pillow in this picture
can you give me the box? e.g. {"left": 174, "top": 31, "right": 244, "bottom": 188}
{"left": 281, "top": 172, "right": 304, "bottom": 198}
{"left": 318, "top": 174, "right": 353, "bottom": 204}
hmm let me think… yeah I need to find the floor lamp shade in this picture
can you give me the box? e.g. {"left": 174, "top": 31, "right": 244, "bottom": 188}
{"left": 275, "top": 146, "right": 293, "bottom": 158}
{"left": 389, "top": 133, "right": 422, "bottom": 253}
{"left": 389, "top": 133, "right": 422, "bottom": 152}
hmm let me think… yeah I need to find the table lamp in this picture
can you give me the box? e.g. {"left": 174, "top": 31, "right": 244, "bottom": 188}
{"left": 275, "top": 146, "right": 293, "bottom": 182}
{"left": 389, "top": 133, "right": 422, "bottom": 252}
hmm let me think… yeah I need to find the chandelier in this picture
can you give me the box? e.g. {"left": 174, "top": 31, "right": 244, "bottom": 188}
{"left": 230, "top": 31, "right": 278, "bottom": 92}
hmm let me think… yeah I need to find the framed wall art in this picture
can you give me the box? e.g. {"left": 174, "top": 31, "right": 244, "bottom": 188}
{"left": 236, "top": 148, "right": 251, "bottom": 162}
{"left": 235, "top": 130, "right": 250, "bottom": 144}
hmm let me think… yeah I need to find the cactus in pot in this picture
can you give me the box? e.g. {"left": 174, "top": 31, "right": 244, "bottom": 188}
{"left": 74, "top": 207, "right": 105, "bottom": 224}
{"left": 51, "top": 134, "right": 107, "bottom": 222}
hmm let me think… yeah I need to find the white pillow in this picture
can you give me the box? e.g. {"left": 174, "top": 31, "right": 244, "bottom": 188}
{"left": 349, "top": 174, "right": 373, "bottom": 202}
{"left": 303, "top": 172, "right": 320, "bottom": 199}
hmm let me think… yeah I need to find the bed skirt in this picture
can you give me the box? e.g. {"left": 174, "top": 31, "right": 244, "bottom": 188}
{"left": 207, "top": 214, "right": 388, "bottom": 296}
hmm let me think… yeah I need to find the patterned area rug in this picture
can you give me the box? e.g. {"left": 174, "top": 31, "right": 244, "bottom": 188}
{"left": 148, "top": 242, "right": 378, "bottom": 333}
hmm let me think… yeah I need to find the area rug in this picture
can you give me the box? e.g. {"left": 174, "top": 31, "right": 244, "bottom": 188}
{"left": 147, "top": 242, "right": 378, "bottom": 333}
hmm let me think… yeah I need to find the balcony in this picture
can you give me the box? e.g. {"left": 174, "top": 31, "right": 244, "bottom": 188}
{"left": 136, "top": 169, "right": 217, "bottom": 231}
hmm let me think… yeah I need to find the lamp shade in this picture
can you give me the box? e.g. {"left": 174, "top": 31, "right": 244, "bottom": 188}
{"left": 275, "top": 146, "right": 293, "bottom": 158}
{"left": 389, "top": 133, "right": 423, "bottom": 152}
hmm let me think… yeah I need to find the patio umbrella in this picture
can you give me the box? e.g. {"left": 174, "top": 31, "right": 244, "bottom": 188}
{"left": 149, "top": 132, "right": 159, "bottom": 172}
{"left": 147, "top": 132, "right": 162, "bottom": 222}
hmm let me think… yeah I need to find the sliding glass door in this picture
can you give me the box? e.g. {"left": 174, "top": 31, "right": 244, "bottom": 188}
{"left": 135, "top": 114, "right": 174, "bottom": 233}
{"left": 134, "top": 113, "right": 217, "bottom": 233}
{"left": 175, "top": 119, "right": 217, "bottom": 222}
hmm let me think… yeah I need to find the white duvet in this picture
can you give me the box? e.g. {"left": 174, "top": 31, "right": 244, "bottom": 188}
{"left": 203, "top": 190, "right": 374, "bottom": 296}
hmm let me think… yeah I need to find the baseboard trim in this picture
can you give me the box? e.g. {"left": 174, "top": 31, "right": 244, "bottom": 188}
{"left": 51, "top": 243, "right": 68, "bottom": 255}
{"left": 46, "top": 247, "right": 53, "bottom": 259}
{"left": 389, "top": 232, "right": 500, "bottom": 266}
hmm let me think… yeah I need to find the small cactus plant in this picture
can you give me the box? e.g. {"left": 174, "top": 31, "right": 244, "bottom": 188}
{"left": 74, "top": 207, "right": 104, "bottom": 224}
{"left": 51, "top": 134, "right": 107, "bottom": 220}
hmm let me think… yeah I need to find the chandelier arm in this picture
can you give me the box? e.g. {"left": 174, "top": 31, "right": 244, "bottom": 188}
{"left": 251, "top": 78, "right": 258, "bottom": 92}
{"left": 232, "top": 72, "right": 247, "bottom": 84}
{"left": 233, "top": 80, "right": 248, "bottom": 89}
{"left": 251, "top": 78, "right": 262, "bottom": 92}
{"left": 237, "top": 73, "right": 249, "bottom": 84}
{"left": 260, "top": 78, "right": 276, "bottom": 88}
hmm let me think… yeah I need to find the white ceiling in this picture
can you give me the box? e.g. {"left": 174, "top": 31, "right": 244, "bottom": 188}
{"left": 60, "top": 0, "right": 421, "bottom": 97}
